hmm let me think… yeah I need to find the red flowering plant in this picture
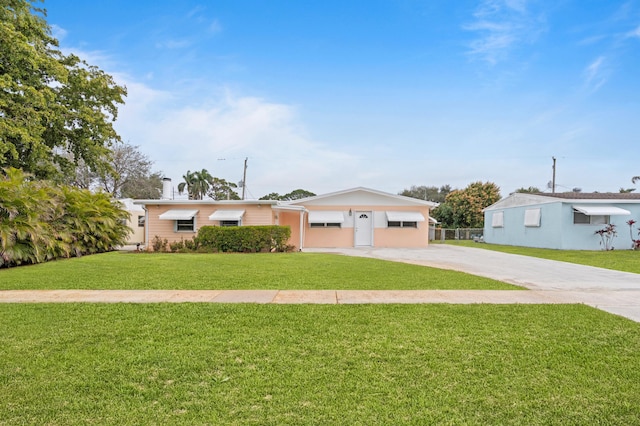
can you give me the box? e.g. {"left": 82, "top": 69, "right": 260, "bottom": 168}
{"left": 595, "top": 224, "right": 617, "bottom": 251}
{"left": 627, "top": 219, "right": 640, "bottom": 250}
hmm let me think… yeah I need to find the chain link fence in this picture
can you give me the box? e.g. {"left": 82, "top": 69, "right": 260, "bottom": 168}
{"left": 432, "top": 228, "right": 484, "bottom": 242}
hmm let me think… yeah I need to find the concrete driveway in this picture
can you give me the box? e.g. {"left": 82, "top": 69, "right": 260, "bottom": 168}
{"left": 305, "top": 245, "right": 640, "bottom": 322}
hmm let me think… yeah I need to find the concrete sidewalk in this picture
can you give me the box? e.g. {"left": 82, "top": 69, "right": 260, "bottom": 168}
{"left": 0, "top": 289, "right": 596, "bottom": 305}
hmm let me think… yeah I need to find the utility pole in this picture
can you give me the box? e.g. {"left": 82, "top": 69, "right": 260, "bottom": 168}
{"left": 552, "top": 156, "right": 556, "bottom": 194}
{"left": 241, "top": 157, "right": 248, "bottom": 200}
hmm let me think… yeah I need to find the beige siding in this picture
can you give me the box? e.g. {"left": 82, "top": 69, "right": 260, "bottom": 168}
{"left": 126, "top": 210, "right": 145, "bottom": 244}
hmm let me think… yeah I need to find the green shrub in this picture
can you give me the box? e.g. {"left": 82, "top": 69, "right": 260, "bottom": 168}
{"left": 197, "top": 225, "right": 291, "bottom": 253}
{"left": 151, "top": 235, "right": 169, "bottom": 252}
{"left": 1, "top": 168, "right": 130, "bottom": 267}
{"left": 184, "top": 237, "right": 197, "bottom": 251}
{"left": 169, "top": 240, "right": 184, "bottom": 252}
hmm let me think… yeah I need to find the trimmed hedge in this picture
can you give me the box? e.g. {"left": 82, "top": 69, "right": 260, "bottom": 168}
{"left": 196, "top": 225, "right": 292, "bottom": 253}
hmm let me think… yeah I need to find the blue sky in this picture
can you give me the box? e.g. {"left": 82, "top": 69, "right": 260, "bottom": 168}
{"left": 44, "top": 0, "right": 640, "bottom": 198}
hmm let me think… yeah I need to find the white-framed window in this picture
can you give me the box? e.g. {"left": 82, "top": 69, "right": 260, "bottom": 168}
{"left": 387, "top": 221, "right": 418, "bottom": 228}
{"left": 176, "top": 218, "right": 195, "bottom": 232}
{"left": 138, "top": 215, "right": 145, "bottom": 227}
{"left": 308, "top": 211, "right": 345, "bottom": 228}
{"left": 524, "top": 209, "right": 541, "bottom": 227}
{"left": 385, "top": 211, "right": 424, "bottom": 228}
{"left": 491, "top": 211, "right": 504, "bottom": 228}
{"left": 310, "top": 222, "right": 342, "bottom": 228}
{"left": 573, "top": 211, "right": 609, "bottom": 225}
{"left": 220, "top": 220, "right": 240, "bottom": 227}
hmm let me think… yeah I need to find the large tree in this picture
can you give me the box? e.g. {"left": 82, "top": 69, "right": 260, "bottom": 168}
{"left": 120, "top": 172, "right": 163, "bottom": 199}
{"left": 436, "top": 181, "right": 501, "bottom": 228}
{"left": 64, "top": 142, "right": 162, "bottom": 198}
{"left": 0, "top": 0, "right": 126, "bottom": 180}
{"left": 400, "top": 185, "right": 452, "bottom": 203}
{"left": 94, "top": 142, "right": 159, "bottom": 198}
{"left": 207, "top": 177, "right": 240, "bottom": 200}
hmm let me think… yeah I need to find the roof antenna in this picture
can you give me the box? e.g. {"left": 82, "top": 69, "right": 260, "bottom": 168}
{"left": 551, "top": 156, "right": 556, "bottom": 194}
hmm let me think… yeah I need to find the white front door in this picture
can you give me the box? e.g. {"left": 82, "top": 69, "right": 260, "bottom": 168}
{"left": 354, "top": 211, "right": 373, "bottom": 246}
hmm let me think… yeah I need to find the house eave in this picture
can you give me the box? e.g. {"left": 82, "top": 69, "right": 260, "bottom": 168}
{"left": 286, "top": 186, "right": 438, "bottom": 207}
{"left": 134, "top": 199, "right": 279, "bottom": 206}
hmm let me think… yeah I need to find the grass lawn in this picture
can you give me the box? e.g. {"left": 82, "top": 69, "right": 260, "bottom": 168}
{"left": 443, "top": 240, "right": 640, "bottom": 274}
{"left": 2, "top": 303, "right": 640, "bottom": 425}
{"left": 0, "top": 251, "right": 519, "bottom": 290}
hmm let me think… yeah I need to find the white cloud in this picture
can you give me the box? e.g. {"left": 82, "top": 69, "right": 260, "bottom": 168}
{"left": 155, "top": 39, "right": 192, "bottom": 49}
{"left": 626, "top": 24, "right": 640, "bottom": 38}
{"left": 583, "top": 56, "right": 609, "bottom": 92}
{"left": 209, "top": 19, "right": 223, "bottom": 34}
{"left": 113, "top": 82, "right": 358, "bottom": 196}
{"left": 50, "top": 24, "right": 67, "bottom": 41}
{"left": 464, "top": 0, "right": 544, "bottom": 65}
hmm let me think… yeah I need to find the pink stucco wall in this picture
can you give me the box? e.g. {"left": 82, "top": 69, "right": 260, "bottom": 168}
{"left": 302, "top": 205, "right": 431, "bottom": 248}
{"left": 145, "top": 203, "right": 273, "bottom": 248}
{"left": 143, "top": 200, "right": 431, "bottom": 250}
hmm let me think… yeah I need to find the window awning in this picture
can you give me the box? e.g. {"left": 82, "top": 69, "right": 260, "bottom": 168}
{"left": 159, "top": 209, "right": 198, "bottom": 220}
{"left": 385, "top": 211, "right": 426, "bottom": 222}
{"left": 209, "top": 210, "right": 245, "bottom": 221}
{"left": 572, "top": 205, "right": 631, "bottom": 216}
{"left": 308, "top": 211, "right": 345, "bottom": 224}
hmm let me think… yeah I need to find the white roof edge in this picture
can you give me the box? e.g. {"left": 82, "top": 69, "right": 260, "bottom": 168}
{"left": 563, "top": 199, "right": 640, "bottom": 204}
{"left": 483, "top": 193, "right": 558, "bottom": 212}
{"left": 287, "top": 187, "right": 437, "bottom": 207}
{"left": 134, "top": 199, "right": 278, "bottom": 206}
{"left": 484, "top": 193, "right": 640, "bottom": 212}
{"left": 273, "top": 204, "right": 307, "bottom": 211}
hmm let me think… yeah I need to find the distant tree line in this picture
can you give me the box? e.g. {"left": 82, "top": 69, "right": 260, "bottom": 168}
{"left": 259, "top": 189, "right": 316, "bottom": 201}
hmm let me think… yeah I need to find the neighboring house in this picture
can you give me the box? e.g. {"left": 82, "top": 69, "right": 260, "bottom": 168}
{"left": 134, "top": 186, "right": 436, "bottom": 250}
{"left": 118, "top": 198, "right": 146, "bottom": 245}
{"left": 483, "top": 192, "right": 640, "bottom": 250}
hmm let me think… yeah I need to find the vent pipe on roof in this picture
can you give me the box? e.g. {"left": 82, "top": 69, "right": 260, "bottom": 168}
{"left": 162, "top": 178, "right": 172, "bottom": 200}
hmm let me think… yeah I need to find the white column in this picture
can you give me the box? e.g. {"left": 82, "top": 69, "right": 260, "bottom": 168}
{"left": 299, "top": 210, "right": 305, "bottom": 251}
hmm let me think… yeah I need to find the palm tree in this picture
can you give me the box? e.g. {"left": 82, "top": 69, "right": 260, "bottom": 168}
{"left": 178, "top": 170, "right": 197, "bottom": 200}
{"left": 633, "top": 176, "right": 640, "bottom": 184}
{"left": 193, "top": 169, "right": 213, "bottom": 200}
{"left": 178, "top": 169, "right": 213, "bottom": 200}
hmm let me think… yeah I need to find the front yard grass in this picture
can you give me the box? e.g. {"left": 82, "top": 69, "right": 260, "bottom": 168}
{"left": 2, "top": 303, "right": 639, "bottom": 425}
{"left": 0, "top": 251, "right": 519, "bottom": 290}
{"left": 444, "top": 240, "right": 640, "bottom": 274}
